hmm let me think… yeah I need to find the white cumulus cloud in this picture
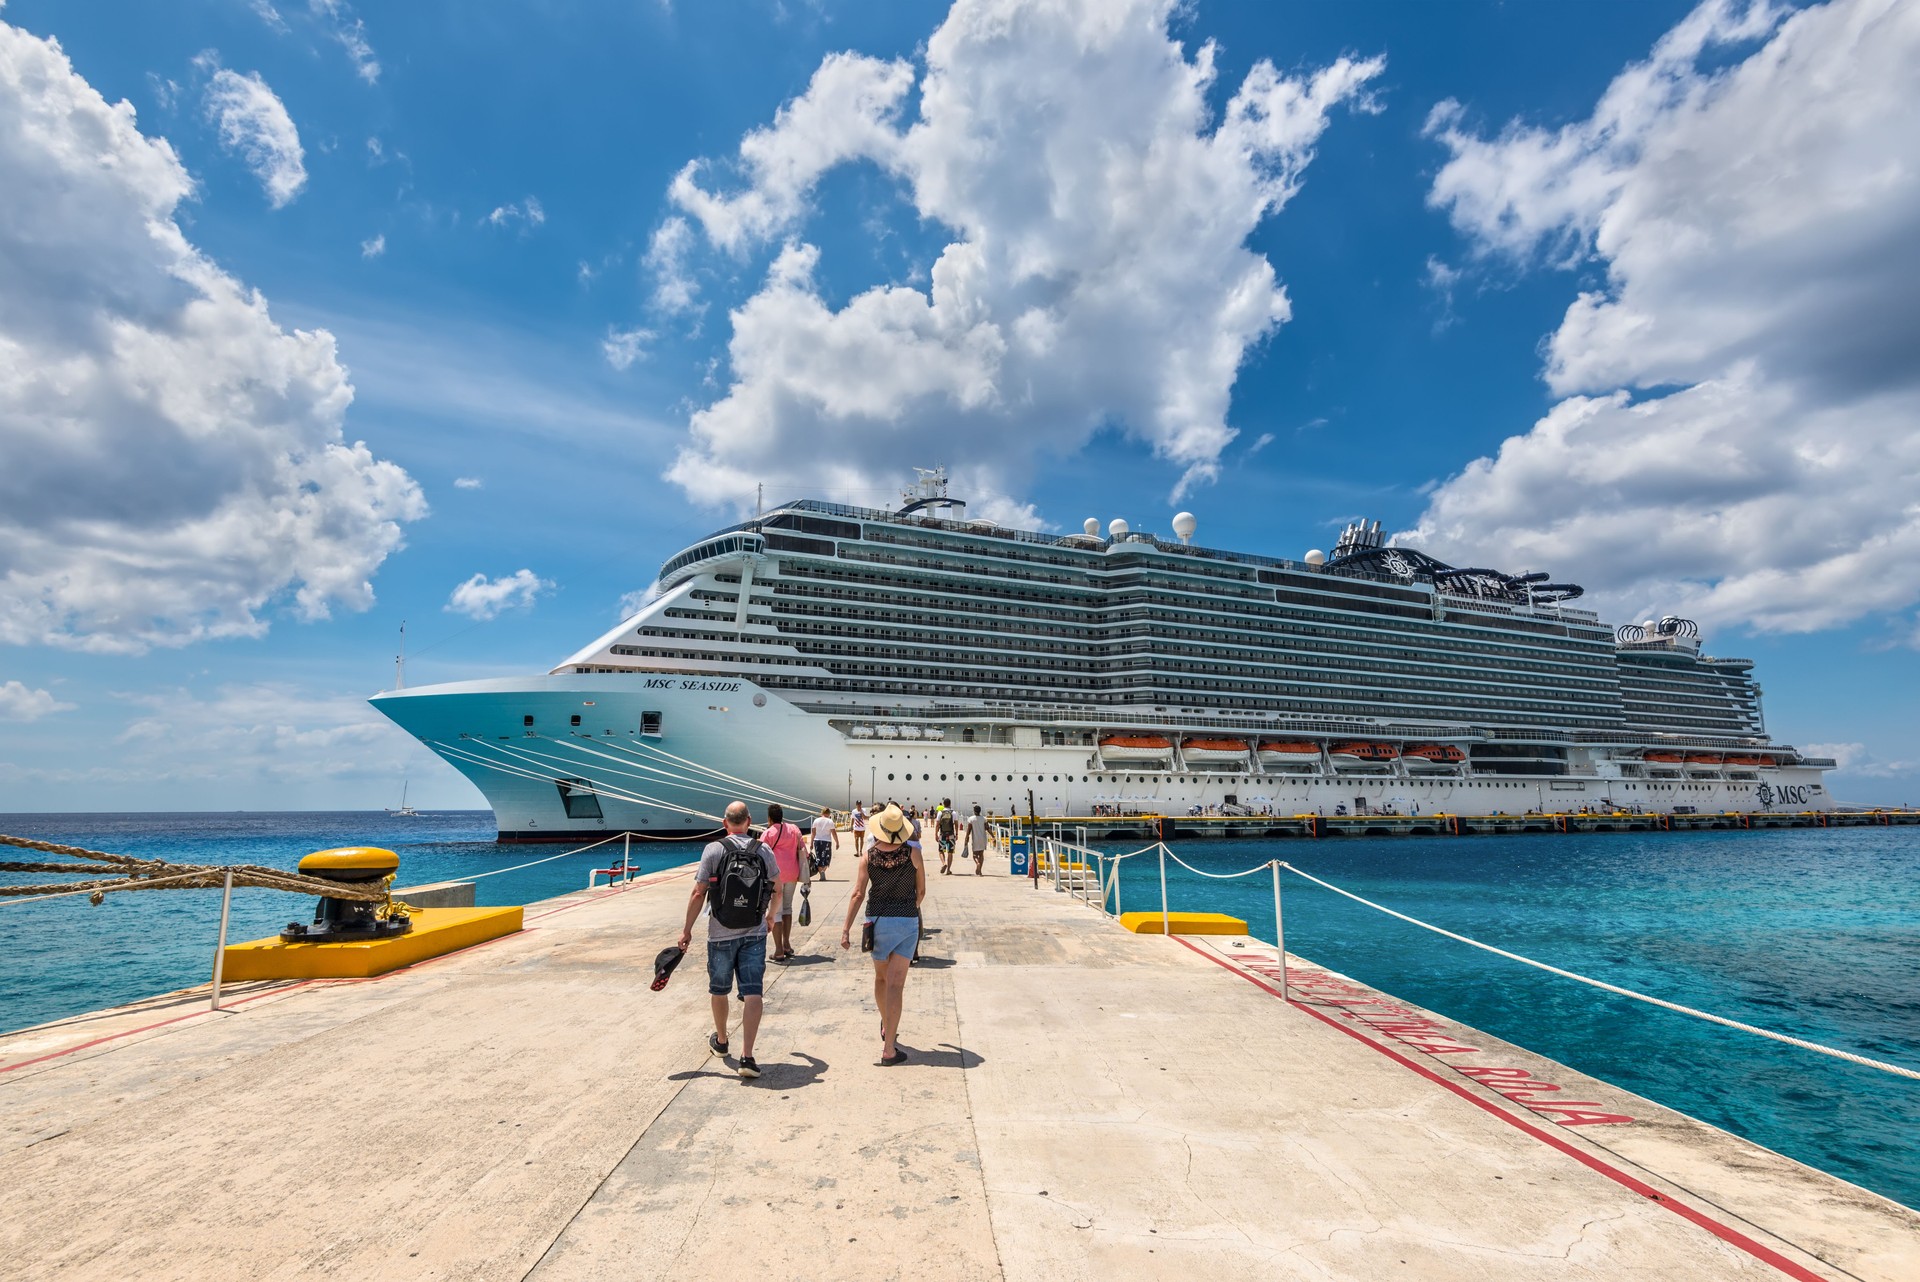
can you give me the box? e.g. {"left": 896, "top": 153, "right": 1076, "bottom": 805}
{"left": 452, "top": 476, "right": 483, "bottom": 490}
{"left": 0, "top": 680, "right": 74, "bottom": 722}
{"left": 644, "top": 215, "right": 700, "bottom": 314}
{"left": 663, "top": 0, "right": 1382, "bottom": 508}
{"left": 0, "top": 19, "right": 425, "bottom": 653}
{"left": 360, "top": 232, "right": 385, "bottom": 258}
{"left": 446, "top": 569, "right": 553, "bottom": 620}
{"left": 1411, "top": 0, "right": 1920, "bottom": 640}
{"left": 201, "top": 61, "right": 307, "bottom": 207}
{"left": 602, "top": 326, "right": 655, "bottom": 370}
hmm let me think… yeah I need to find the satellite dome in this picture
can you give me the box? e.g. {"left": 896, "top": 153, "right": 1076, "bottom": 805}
{"left": 1304, "top": 549, "right": 1327, "bottom": 566}
{"left": 1108, "top": 518, "right": 1131, "bottom": 538}
{"left": 1171, "top": 512, "right": 1197, "bottom": 542}
{"left": 1083, "top": 517, "right": 1101, "bottom": 537}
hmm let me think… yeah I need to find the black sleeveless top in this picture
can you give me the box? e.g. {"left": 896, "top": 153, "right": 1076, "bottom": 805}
{"left": 865, "top": 844, "right": 918, "bottom": 918}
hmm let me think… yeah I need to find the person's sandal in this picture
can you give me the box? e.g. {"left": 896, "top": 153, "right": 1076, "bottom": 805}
{"left": 708, "top": 1032, "right": 728, "bottom": 1058}
{"left": 879, "top": 1048, "right": 908, "bottom": 1066}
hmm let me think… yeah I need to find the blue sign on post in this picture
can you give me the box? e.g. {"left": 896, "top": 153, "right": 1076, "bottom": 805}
{"left": 1008, "top": 835, "right": 1030, "bottom": 877}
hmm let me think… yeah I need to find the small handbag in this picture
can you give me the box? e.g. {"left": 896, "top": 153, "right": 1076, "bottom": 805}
{"left": 860, "top": 920, "right": 875, "bottom": 953}
{"left": 797, "top": 886, "right": 812, "bottom": 927}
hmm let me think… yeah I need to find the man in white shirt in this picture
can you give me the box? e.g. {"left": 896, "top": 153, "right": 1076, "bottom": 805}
{"left": 851, "top": 802, "right": 867, "bottom": 849}
{"left": 808, "top": 805, "right": 839, "bottom": 880}
{"left": 962, "top": 804, "right": 994, "bottom": 876}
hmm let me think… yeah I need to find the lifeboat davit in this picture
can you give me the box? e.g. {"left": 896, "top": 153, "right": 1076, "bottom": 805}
{"left": 1257, "top": 741, "right": 1321, "bottom": 763}
{"left": 1181, "top": 737, "right": 1250, "bottom": 764}
{"left": 1329, "top": 742, "right": 1399, "bottom": 766}
{"left": 1403, "top": 744, "right": 1466, "bottom": 769}
{"left": 1100, "top": 734, "right": 1173, "bottom": 762}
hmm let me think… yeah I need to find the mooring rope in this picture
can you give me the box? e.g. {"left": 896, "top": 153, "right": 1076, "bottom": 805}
{"left": 0, "top": 834, "right": 390, "bottom": 907}
{"left": 1276, "top": 860, "right": 1920, "bottom": 1084}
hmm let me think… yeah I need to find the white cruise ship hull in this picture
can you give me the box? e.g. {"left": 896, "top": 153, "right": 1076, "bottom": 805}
{"left": 372, "top": 675, "right": 1834, "bottom": 841}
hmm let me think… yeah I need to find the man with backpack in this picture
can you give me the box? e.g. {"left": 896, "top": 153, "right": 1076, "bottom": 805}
{"left": 677, "top": 801, "right": 780, "bottom": 1079}
{"left": 935, "top": 804, "right": 958, "bottom": 875}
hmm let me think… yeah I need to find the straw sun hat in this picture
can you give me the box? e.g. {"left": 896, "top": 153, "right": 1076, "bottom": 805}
{"left": 870, "top": 804, "right": 912, "bottom": 844}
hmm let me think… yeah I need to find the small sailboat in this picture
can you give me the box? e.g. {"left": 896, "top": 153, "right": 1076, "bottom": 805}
{"left": 387, "top": 780, "right": 421, "bottom": 817}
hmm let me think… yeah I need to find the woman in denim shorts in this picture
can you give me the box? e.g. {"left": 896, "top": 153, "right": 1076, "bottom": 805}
{"left": 840, "top": 803, "right": 924, "bottom": 1065}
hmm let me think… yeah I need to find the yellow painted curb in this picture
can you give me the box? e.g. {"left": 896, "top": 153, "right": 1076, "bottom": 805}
{"left": 221, "top": 906, "right": 524, "bottom": 980}
{"left": 1118, "top": 911, "right": 1247, "bottom": 936}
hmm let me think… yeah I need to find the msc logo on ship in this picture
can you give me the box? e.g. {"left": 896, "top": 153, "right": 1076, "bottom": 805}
{"left": 1756, "top": 782, "right": 1812, "bottom": 808}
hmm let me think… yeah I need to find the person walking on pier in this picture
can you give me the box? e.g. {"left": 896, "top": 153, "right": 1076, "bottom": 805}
{"left": 935, "top": 804, "right": 958, "bottom": 875}
{"left": 851, "top": 801, "right": 867, "bottom": 847}
{"left": 841, "top": 804, "right": 924, "bottom": 1065}
{"left": 678, "top": 801, "right": 779, "bottom": 1079}
{"left": 809, "top": 805, "right": 838, "bottom": 880}
{"left": 963, "top": 804, "right": 993, "bottom": 876}
{"left": 762, "top": 803, "right": 806, "bottom": 963}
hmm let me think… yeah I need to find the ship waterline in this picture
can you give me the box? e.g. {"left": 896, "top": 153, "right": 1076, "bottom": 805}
{"left": 372, "top": 474, "right": 1833, "bottom": 839}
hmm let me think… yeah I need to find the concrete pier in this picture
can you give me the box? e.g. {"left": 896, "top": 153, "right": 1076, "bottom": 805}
{"left": 2, "top": 858, "right": 1915, "bottom": 1280}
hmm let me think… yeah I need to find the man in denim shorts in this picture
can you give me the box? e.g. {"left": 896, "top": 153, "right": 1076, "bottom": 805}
{"left": 678, "top": 801, "right": 779, "bottom": 1079}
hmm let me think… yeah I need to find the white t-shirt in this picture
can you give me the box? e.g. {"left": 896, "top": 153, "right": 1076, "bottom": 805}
{"left": 966, "top": 814, "right": 990, "bottom": 847}
{"left": 809, "top": 815, "right": 835, "bottom": 842}
{"left": 851, "top": 807, "right": 867, "bottom": 833}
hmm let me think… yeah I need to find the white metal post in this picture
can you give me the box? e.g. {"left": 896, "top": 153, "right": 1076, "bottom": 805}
{"left": 622, "top": 833, "right": 632, "bottom": 883}
{"left": 1112, "top": 854, "right": 1122, "bottom": 918}
{"left": 209, "top": 869, "right": 234, "bottom": 1012}
{"left": 1271, "top": 861, "right": 1287, "bottom": 1004}
{"left": 1158, "top": 844, "right": 1170, "bottom": 938}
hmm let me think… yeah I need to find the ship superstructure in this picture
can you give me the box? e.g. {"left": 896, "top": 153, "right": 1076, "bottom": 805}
{"left": 372, "top": 472, "right": 1833, "bottom": 838}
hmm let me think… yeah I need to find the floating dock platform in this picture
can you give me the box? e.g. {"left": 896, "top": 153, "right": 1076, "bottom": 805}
{"left": 2, "top": 861, "right": 1915, "bottom": 1279}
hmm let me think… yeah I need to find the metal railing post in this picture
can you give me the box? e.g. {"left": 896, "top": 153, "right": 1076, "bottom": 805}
{"left": 1270, "top": 861, "right": 1287, "bottom": 1004}
{"left": 1158, "top": 843, "right": 1170, "bottom": 938}
{"left": 622, "top": 832, "right": 632, "bottom": 883}
{"left": 1112, "top": 855, "right": 1122, "bottom": 919}
{"left": 209, "top": 869, "right": 234, "bottom": 1012}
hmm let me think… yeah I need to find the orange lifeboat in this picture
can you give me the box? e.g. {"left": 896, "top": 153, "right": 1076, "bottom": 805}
{"left": 1403, "top": 744, "right": 1466, "bottom": 769}
{"left": 1181, "top": 737, "right": 1250, "bottom": 764}
{"left": 1257, "top": 740, "right": 1321, "bottom": 763}
{"left": 1685, "top": 753, "right": 1724, "bottom": 766}
{"left": 1644, "top": 751, "right": 1685, "bottom": 764}
{"left": 1100, "top": 734, "right": 1173, "bottom": 763}
{"left": 1329, "top": 742, "right": 1399, "bottom": 765}
{"left": 1722, "top": 755, "right": 1767, "bottom": 767}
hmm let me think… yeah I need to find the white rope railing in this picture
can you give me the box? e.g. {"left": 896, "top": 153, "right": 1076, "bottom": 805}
{"left": 459, "top": 831, "right": 628, "bottom": 882}
{"left": 1063, "top": 843, "right": 1920, "bottom": 1081}
{"left": 1276, "top": 861, "right": 1920, "bottom": 1084}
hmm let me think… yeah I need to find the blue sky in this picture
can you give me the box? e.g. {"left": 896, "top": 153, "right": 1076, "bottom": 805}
{"left": 2, "top": 0, "right": 1916, "bottom": 810}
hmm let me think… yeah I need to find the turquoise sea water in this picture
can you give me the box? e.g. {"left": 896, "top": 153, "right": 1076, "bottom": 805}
{"left": 3, "top": 814, "right": 1916, "bottom": 1209}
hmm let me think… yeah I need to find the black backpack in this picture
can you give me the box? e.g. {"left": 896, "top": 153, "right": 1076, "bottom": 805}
{"left": 708, "top": 833, "right": 773, "bottom": 930}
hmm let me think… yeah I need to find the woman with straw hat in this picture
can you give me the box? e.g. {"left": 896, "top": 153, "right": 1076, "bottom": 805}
{"left": 840, "top": 803, "right": 925, "bottom": 1065}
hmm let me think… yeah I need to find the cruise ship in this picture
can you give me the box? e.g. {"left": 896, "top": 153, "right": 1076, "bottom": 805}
{"left": 371, "top": 470, "right": 1834, "bottom": 839}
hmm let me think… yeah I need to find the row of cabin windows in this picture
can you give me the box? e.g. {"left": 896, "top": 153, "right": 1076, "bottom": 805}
{"left": 520, "top": 711, "right": 663, "bottom": 735}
